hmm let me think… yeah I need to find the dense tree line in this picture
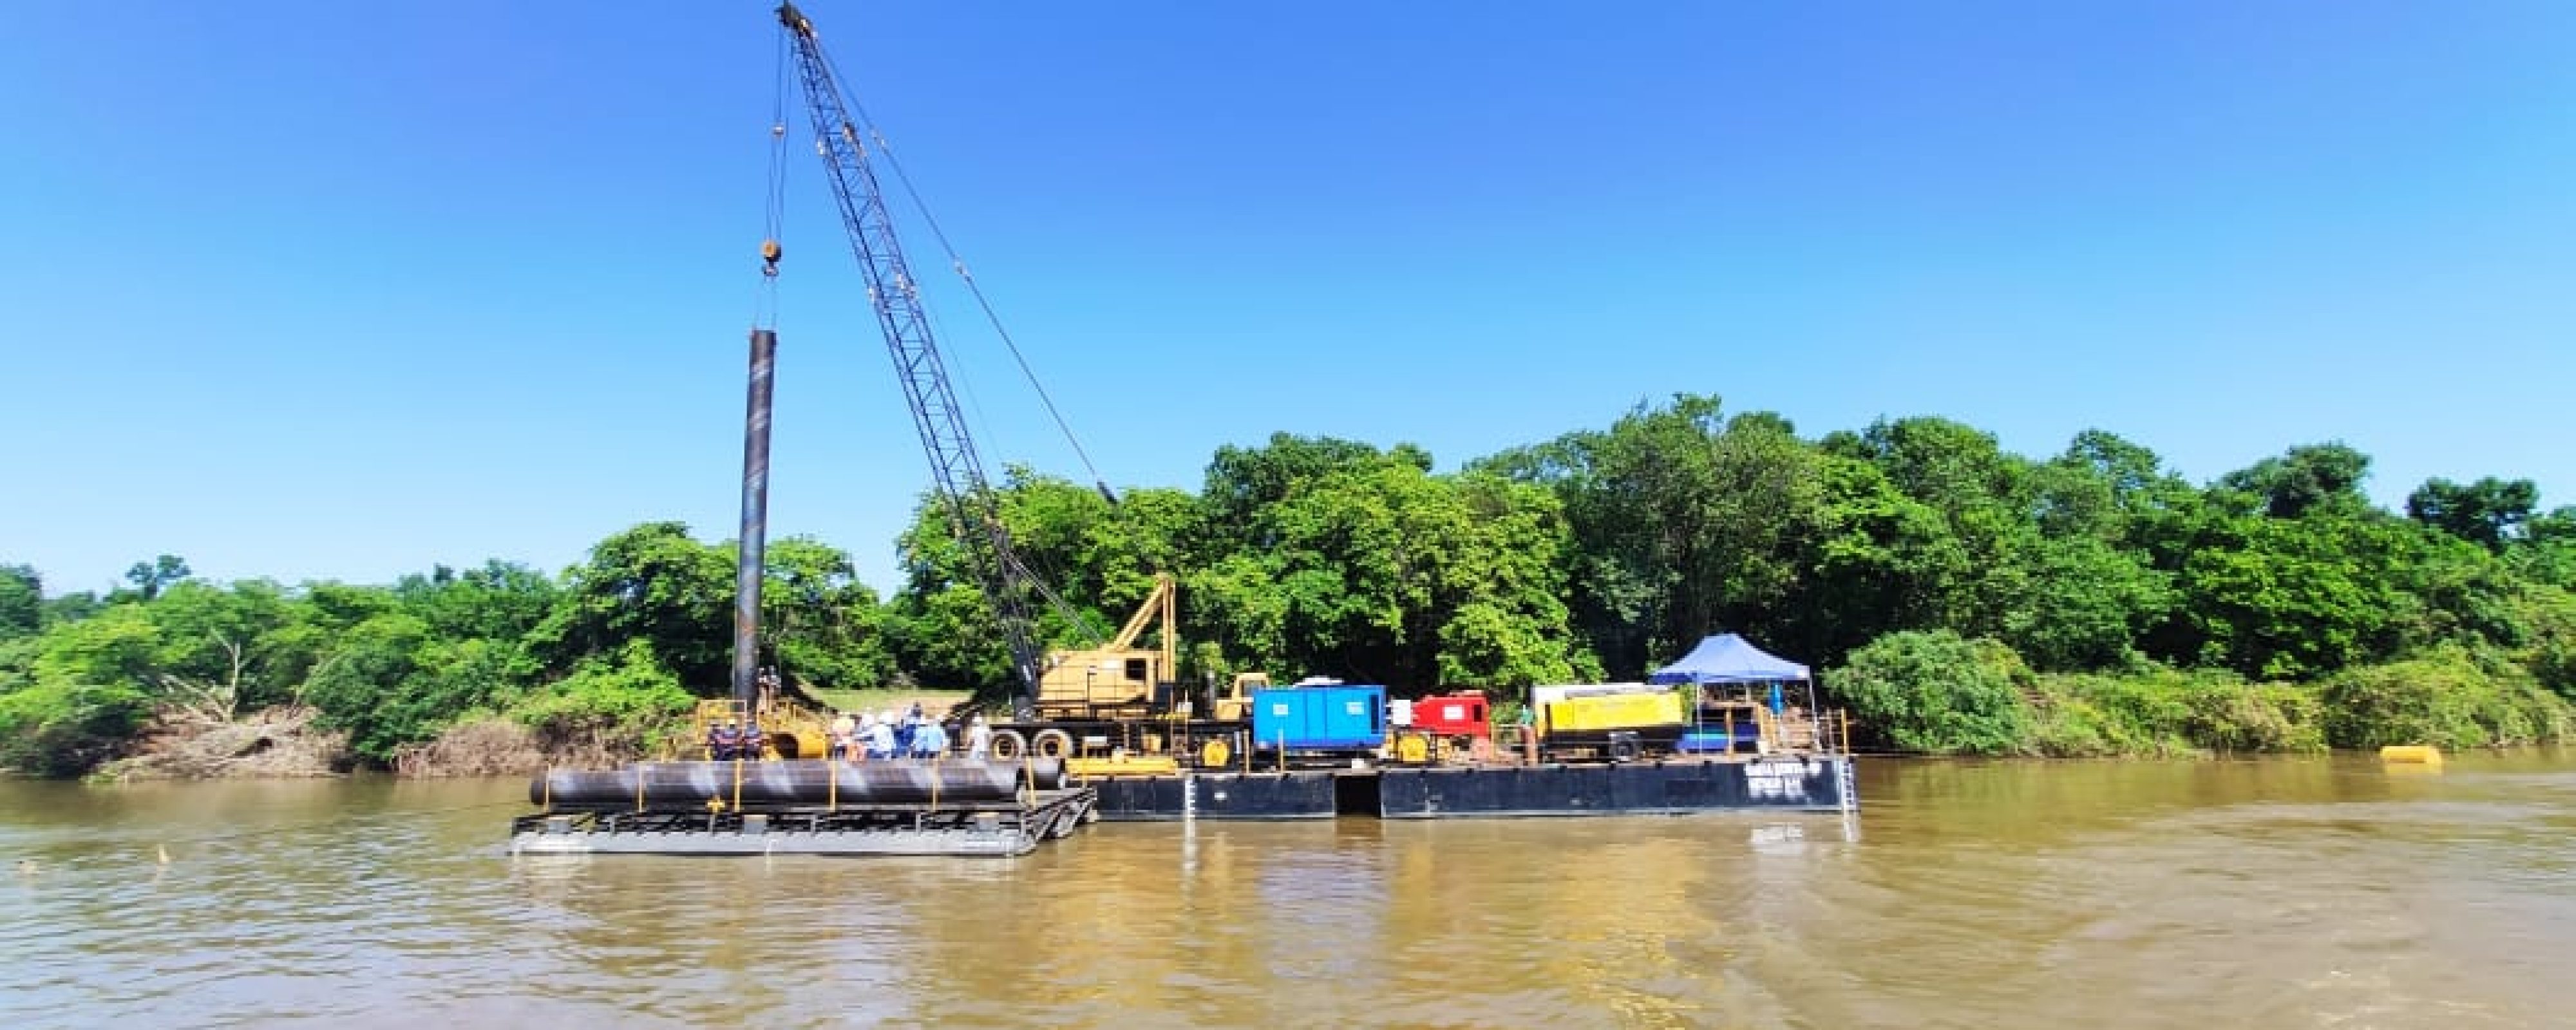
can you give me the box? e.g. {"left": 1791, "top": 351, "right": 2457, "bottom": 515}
{"left": 6, "top": 394, "right": 2572, "bottom": 775}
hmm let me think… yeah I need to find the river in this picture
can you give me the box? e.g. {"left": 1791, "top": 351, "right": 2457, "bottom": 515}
{"left": 5, "top": 751, "right": 2571, "bottom": 1029}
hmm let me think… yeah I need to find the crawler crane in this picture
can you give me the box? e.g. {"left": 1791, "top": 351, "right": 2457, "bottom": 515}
{"left": 770, "top": 3, "right": 1265, "bottom": 769}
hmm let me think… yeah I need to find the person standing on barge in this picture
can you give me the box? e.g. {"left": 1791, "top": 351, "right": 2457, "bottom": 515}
{"left": 867, "top": 715, "right": 896, "bottom": 760}
{"left": 829, "top": 710, "right": 857, "bottom": 760}
{"left": 914, "top": 717, "right": 949, "bottom": 759}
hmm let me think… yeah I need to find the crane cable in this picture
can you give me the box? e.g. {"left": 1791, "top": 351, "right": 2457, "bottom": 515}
{"left": 819, "top": 46, "right": 1117, "bottom": 507}
{"left": 752, "top": 24, "right": 791, "bottom": 332}
{"left": 800, "top": 39, "right": 1141, "bottom": 648}
{"left": 824, "top": 62, "right": 1186, "bottom": 644}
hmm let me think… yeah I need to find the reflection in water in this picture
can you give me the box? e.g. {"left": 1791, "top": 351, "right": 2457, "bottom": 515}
{"left": 3, "top": 752, "right": 2572, "bottom": 1028}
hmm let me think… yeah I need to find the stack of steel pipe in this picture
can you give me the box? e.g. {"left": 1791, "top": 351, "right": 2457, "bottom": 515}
{"left": 531, "top": 758, "right": 1067, "bottom": 810}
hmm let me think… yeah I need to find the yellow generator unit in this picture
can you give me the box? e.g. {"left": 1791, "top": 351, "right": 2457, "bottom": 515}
{"left": 1535, "top": 688, "right": 1685, "bottom": 763}
{"left": 1541, "top": 690, "right": 1683, "bottom": 735}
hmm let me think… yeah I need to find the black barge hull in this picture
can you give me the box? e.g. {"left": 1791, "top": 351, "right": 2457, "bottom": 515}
{"left": 1376, "top": 756, "right": 1852, "bottom": 818}
{"left": 1090, "top": 771, "right": 1341, "bottom": 821}
{"left": 507, "top": 786, "right": 1098, "bottom": 857}
{"left": 1082, "top": 756, "right": 1855, "bottom": 821}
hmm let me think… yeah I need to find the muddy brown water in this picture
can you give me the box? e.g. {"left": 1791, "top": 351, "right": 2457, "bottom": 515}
{"left": 5, "top": 752, "right": 2571, "bottom": 1029}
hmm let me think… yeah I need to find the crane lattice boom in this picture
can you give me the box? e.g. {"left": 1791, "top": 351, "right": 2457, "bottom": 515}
{"left": 777, "top": 2, "right": 1045, "bottom": 708}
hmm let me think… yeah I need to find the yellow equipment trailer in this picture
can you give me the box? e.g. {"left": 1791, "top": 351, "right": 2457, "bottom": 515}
{"left": 1534, "top": 686, "right": 1686, "bottom": 763}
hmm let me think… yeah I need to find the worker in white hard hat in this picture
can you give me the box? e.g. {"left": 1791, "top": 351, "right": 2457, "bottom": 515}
{"left": 866, "top": 713, "right": 896, "bottom": 760}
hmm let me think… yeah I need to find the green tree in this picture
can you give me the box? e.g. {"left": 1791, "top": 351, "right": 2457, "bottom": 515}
{"left": 2503, "top": 584, "right": 2576, "bottom": 700}
{"left": 393, "top": 559, "right": 559, "bottom": 651}
{"left": 506, "top": 638, "right": 695, "bottom": 756}
{"left": 2168, "top": 512, "right": 2414, "bottom": 679}
{"left": 2218, "top": 442, "right": 2372, "bottom": 519}
{"left": 1823, "top": 416, "right": 2045, "bottom": 645}
{"left": 1481, "top": 395, "right": 1830, "bottom": 678}
{"left": 1765, "top": 454, "right": 1967, "bottom": 662}
{"left": 528, "top": 522, "right": 735, "bottom": 692}
{"left": 2002, "top": 536, "right": 2170, "bottom": 671}
{"left": 760, "top": 536, "right": 897, "bottom": 691}
{"left": 1202, "top": 432, "right": 1428, "bottom": 544}
{"left": 882, "top": 474, "right": 1128, "bottom": 697}
{"left": 299, "top": 613, "right": 433, "bottom": 760}
{"left": 1985, "top": 432, "right": 2184, "bottom": 671}
{"left": 2512, "top": 507, "right": 2576, "bottom": 589}
{"left": 1234, "top": 460, "right": 1588, "bottom": 687}
{"left": 296, "top": 605, "right": 523, "bottom": 762}
{"left": 0, "top": 606, "right": 161, "bottom": 774}
{"left": 120, "top": 554, "right": 192, "bottom": 602}
{"left": 140, "top": 580, "right": 308, "bottom": 720}
{"left": 0, "top": 564, "right": 39, "bottom": 640}
{"left": 1828, "top": 630, "right": 2031, "bottom": 754}
{"left": 42, "top": 592, "right": 104, "bottom": 626}
{"left": 2407, "top": 476, "right": 2539, "bottom": 551}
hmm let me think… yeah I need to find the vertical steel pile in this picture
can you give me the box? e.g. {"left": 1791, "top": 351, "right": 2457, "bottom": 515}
{"left": 731, "top": 328, "right": 779, "bottom": 711}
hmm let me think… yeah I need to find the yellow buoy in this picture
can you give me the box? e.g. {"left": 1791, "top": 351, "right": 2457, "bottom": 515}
{"left": 2379, "top": 744, "right": 2443, "bottom": 765}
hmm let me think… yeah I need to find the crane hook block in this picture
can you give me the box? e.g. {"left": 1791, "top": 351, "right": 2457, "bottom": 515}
{"left": 761, "top": 238, "right": 783, "bottom": 276}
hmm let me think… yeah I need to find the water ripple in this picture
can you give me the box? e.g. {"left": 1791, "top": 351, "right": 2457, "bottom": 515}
{"left": 4, "top": 754, "right": 2573, "bottom": 1028}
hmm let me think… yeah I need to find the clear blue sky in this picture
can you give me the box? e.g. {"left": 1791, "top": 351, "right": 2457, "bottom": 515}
{"left": 5, "top": 1, "right": 2572, "bottom": 597}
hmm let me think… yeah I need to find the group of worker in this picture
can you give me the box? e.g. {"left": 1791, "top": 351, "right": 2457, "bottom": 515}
{"left": 825, "top": 705, "right": 951, "bottom": 760}
{"left": 831, "top": 706, "right": 999, "bottom": 760}
{"left": 704, "top": 719, "right": 769, "bottom": 761}
{"left": 703, "top": 705, "right": 1001, "bottom": 762}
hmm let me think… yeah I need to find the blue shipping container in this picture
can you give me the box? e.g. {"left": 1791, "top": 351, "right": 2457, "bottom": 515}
{"left": 1252, "top": 684, "right": 1387, "bottom": 751}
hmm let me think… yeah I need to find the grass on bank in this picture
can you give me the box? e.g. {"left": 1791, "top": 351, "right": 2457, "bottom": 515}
{"left": 1837, "top": 630, "right": 2575, "bottom": 758}
{"left": 800, "top": 687, "right": 974, "bottom": 718}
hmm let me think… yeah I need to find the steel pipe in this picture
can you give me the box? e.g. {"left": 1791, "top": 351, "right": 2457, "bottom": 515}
{"left": 531, "top": 758, "right": 1066, "bottom": 810}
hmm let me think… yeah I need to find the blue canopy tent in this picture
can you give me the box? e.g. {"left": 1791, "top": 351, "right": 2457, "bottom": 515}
{"left": 1649, "top": 633, "right": 1808, "bottom": 687}
{"left": 1649, "top": 633, "right": 1817, "bottom": 753}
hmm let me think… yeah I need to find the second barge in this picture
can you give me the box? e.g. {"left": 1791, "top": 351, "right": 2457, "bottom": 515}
{"left": 1084, "top": 754, "right": 1857, "bottom": 821}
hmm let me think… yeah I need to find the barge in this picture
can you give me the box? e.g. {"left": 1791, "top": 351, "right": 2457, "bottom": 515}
{"left": 1084, "top": 754, "right": 1858, "bottom": 821}
{"left": 508, "top": 758, "right": 1097, "bottom": 857}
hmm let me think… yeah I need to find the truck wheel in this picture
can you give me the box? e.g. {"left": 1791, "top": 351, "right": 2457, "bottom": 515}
{"left": 1609, "top": 736, "right": 1642, "bottom": 763}
{"left": 991, "top": 729, "right": 1027, "bottom": 760}
{"left": 1032, "top": 729, "right": 1074, "bottom": 760}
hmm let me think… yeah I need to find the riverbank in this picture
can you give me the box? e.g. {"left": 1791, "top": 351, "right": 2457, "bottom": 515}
{"left": 82, "top": 706, "right": 347, "bottom": 783}
{"left": 2, "top": 686, "right": 985, "bottom": 783}
{"left": 23, "top": 662, "right": 2574, "bottom": 783}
